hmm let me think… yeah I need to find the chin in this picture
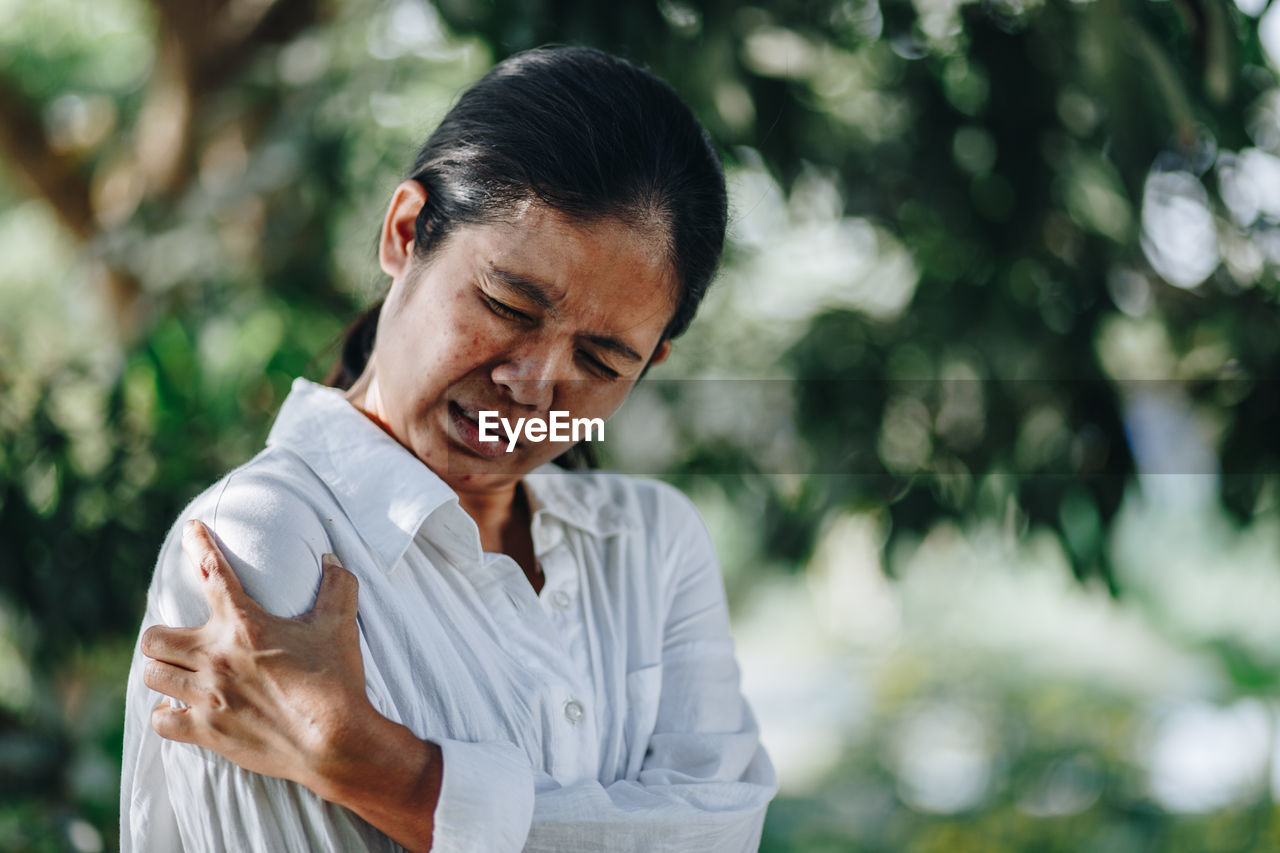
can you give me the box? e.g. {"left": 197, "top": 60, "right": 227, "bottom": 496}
{"left": 433, "top": 439, "right": 526, "bottom": 480}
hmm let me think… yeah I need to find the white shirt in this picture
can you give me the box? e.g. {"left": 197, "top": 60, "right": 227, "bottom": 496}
{"left": 121, "top": 378, "right": 776, "bottom": 852}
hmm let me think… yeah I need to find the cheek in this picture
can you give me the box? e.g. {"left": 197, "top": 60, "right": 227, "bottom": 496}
{"left": 447, "top": 295, "right": 507, "bottom": 366}
{"left": 563, "top": 383, "right": 631, "bottom": 420}
{"left": 406, "top": 293, "right": 516, "bottom": 403}
{"left": 413, "top": 292, "right": 494, "bottom": 369}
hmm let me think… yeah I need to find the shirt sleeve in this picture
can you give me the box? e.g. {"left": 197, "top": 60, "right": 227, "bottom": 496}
{"left": 121, "top": 470, "right": 402, "bottom": 852}
{"left": 121, "top": 470, "right": 537, "bottom": 853}
{"left": 521, "top": 485, "right": 777, "bottom": 853}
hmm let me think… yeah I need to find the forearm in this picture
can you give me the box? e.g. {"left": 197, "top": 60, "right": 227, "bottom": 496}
{"left": 308, "top": 707, "right": 443, "bottom": 853}
{"left": 523, "top": 763, "right": 774, "bottom": 853}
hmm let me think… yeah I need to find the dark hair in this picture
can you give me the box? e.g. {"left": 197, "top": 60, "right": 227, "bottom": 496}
{"left": 326, "top": 46, "right": 727, "bottom": 465}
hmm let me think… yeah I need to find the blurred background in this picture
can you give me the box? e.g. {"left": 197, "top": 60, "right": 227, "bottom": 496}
{"left": 2, "top": 0, "right": 1279, "bottom": 849}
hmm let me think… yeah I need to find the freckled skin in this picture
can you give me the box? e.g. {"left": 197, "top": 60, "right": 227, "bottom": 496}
{"left": 345, "top": 181, "right": 675, "bottom": 533}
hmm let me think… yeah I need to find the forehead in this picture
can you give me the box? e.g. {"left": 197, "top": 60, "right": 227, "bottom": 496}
{"left": 464, "top": 204, "right": 678, "bottom": 334}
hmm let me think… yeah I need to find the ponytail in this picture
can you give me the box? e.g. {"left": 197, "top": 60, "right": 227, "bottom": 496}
{"left": 324, "top": 301, "right": 381, "bottom": 391}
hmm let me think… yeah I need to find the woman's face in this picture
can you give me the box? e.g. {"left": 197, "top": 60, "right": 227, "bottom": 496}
{"left": 352, "top": 181, "right": 675, "bottom": 490}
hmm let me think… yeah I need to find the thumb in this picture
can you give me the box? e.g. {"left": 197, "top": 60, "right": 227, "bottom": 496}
{"left": 311, "top": 553, "right": 359, "bottom": 623}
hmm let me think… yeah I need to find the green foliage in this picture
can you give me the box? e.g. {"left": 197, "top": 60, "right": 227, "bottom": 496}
{"left": 2, "top": 0, "right": 1279, "bottom": 848}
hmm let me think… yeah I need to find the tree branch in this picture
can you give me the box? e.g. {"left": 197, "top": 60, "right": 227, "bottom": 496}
{"left": 0, "top": 75, "right": 95, "bottom": 239}
{"left": 0, "top": 1, "right": 321, "bottom": 340}
{"left": 136, "top": 0, "right": 323, "bottom": 198}
{"left": 201, "top": 0, "right": 324, "bottom": 91}
{"left": 0, "top": 74, "right": 144, "bottom": 340}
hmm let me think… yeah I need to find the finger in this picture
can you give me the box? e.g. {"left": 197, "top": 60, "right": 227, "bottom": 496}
{"left": 143, "top": 659, "right": 199, "bottom": 704}
{"left": 151, "top": 698, "right": 198, "bottom": 745}
{"left": 140, "top": 624, "right": 202, "bottom": 669}
{"left": 182, "top": 519, "right": 255, "bottom": 617}
{"left": 310, "top": 554, "right": 359, "bottom": 626}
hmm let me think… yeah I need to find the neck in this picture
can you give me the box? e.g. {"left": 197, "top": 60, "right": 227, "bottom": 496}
{"left": 344, "top": 369, "right": 396, "bottom": 437}
{"left": 455, "top": 479, "right": 526, "bottom": 555}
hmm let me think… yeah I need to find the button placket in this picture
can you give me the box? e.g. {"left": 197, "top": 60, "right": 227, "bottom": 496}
{"left": 535, "top": 532, "right": 578, "bottom": 617}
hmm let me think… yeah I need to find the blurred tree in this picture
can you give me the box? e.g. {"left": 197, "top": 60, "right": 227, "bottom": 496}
{"left": 1, "top": 0, "right": 1279, "bottom": 848}
{"left": 5, "top": 0, "right": 1276, "bottom": 653}
{"left": 0, "top": 0, "right": 326, "bottom": 339}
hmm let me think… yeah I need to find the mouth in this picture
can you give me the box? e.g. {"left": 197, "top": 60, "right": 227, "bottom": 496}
{"left": 448, "top": 400, "right": 517, "bottom": 458}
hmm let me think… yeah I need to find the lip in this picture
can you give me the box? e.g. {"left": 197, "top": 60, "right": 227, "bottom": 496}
{"left": 448, "top": 400, "right": 517, "bottom": 458}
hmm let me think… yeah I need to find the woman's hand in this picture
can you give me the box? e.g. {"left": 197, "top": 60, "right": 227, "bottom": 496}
{"left": 141, "top": 520, "right": 443, "bottom": 851}
{"left": 141, "top": 520, "right": 373, "bottom": 795}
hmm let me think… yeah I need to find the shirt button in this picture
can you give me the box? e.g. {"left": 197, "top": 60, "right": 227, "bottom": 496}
{"left": 550, "top": 589, "right": 571, "bottom": 611}
{"left": 563, "top": 699, "right": 584, "bottom": 724}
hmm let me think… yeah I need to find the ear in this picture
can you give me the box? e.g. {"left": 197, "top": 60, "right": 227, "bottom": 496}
{"left": 648, "top": 339, "right": 672, "bottom": 367}
{"left": 379, "top": 180, "right": 429, "bottom": 277}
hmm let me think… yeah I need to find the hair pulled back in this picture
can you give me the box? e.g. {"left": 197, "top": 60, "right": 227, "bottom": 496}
{"left": 328, "top": 46, "right": 727, "bottom": 392}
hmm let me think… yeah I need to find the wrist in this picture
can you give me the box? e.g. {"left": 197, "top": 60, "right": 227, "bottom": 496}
{"left": 301, "top": 691, "right": 383, "bottom": 803}
{"left": 307, "top": 702, "right": 443, "bottom": 853}
{"left": 309, "top": 699, "right": 442, "bottom": 820}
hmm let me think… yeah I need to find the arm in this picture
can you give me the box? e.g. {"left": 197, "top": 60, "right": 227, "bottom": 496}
{"left": 131, "top": 495, "right": 533, "bottom": 853}
{"left": 143, "top": 521, "right": 443, "bottom": 852}
{"left": 122, "top": 474, "right": 410, "bottom": 852}
{"left": 521, "top": 486, "right": 776, "bottom": 852}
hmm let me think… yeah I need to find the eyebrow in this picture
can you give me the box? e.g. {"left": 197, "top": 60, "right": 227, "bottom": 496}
{"left": 486, "top": 266, "right": 559, "bottom": 312}
{"left": 486, "top": 265, "right": 646, "bottom": 363}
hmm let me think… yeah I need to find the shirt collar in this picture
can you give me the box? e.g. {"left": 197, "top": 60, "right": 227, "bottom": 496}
{"left": 267, "top": 378, "right": 637, "bottom": 569}
{"left": 266, "top": 378, "right": 460, "bottom": 573}
{"left": 522, "top": 464, "right": 639, "bottom": 538}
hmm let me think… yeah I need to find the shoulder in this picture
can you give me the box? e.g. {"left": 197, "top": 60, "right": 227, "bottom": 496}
{"left": 548, "top": 469, "right": 715, "bottom": 565}
{"left": 586, "top": 472, "right": 731, "bottom": 622}
{"left": 148, "top": 447, "right": 337, "bottom": 628}
{"left": 618, "top": 474, "right": 706, "bottom": 541}
{"left": 533, "top": 468, "right": 701, "bottom": 530}
{"left": 196, "top": 448, "right": 336, "bottom": 551}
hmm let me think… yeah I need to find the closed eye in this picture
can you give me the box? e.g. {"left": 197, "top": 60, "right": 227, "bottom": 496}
{"left": 481, "top": 292, "right": 533, "bottom": 323}
{"left": 578, "top": 350, "right": 620, "bottom": 379}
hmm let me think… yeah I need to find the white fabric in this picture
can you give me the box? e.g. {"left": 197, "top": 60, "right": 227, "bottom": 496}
{"left": 120, "top": 378, "right": 777, "bottom": 852}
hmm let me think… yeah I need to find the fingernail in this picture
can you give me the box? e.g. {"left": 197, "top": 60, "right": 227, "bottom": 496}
{"left": 322, "top": 553, "right": 342, "bottom": 569}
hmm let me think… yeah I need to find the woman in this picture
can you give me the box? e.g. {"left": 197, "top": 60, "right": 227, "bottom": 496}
{"left": 121, "top": 46, "right": 776, "bottom": 852}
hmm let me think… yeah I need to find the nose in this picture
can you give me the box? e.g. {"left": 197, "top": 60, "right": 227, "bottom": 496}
{"left": 490, "top": 342, "right": 559, "bottom": 411}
